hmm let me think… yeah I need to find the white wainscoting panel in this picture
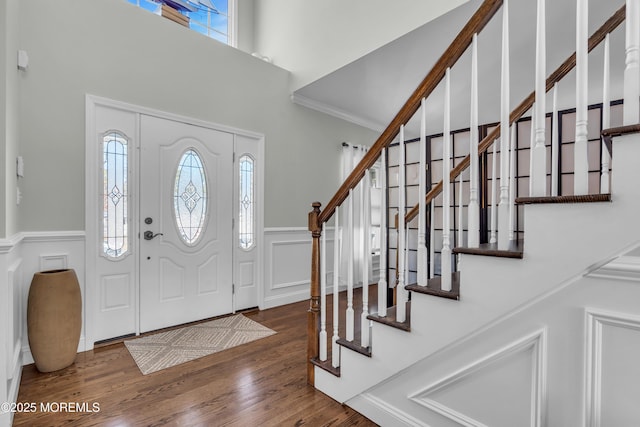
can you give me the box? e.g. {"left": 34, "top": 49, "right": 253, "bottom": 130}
{"left": 263, "top": 227, "right": 335, "bottom": 309}
{"left": 263, "top": 228, "right": 311, "bottom": 309}
{"left": 585, "top": 308, "right": 640, "bottom": 427}
{"left": 409, "top": 329, "right": 546, "bottom": 427}
{"left": 0, "top": 237, "right": 24, "bottom": 427}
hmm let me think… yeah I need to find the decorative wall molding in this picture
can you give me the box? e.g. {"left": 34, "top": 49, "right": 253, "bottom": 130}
{"left": 291, "top": 92, "right": 386, "bottom": 133}
{"left": 269, "top": 239, "right": 313, "bottom": 290}
{"left": 39, "top": 254, "right": 69, "bottom": 271}
{"left": 0, "top": 231, "right": 85, "bottom": 254}
{"left": 0, "top": 233, "right": 22, "bottom": 254}
{"left": 358, "top": 393, "right": 432, "bottom": 427}
{"left": 585, "top": 308, "right": 640, "bottom": 427}
{"left": 409, "top": 329, "right": 547, "bottom": 427}
{"left": 587, "top": 255, "right": 640, "bottom": 282}
{"left": 21, "top": 230, "right": 85, "bottom": 243}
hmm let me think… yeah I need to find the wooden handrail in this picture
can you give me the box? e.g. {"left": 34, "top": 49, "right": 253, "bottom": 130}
{"left": 404, "top": 4, "right": 626, "bottom": 224}
{"left": 316, "top": 0, "right": 504, "bottom": 226}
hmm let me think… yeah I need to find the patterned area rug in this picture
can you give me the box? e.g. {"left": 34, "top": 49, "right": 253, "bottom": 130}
{"left": 124, "top": 314, "right": 276, "bottom": 375}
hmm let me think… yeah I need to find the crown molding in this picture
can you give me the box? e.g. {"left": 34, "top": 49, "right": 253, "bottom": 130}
{"left": 291, "top": 93, "right": 386, "bottom": 133}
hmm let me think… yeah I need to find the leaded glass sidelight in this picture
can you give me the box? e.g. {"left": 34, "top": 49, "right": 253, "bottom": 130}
{"left": 174, "top": 149, "right": 208, "bottom": 246}
{"left": 102, "top": 132, "right": 130, "bottom": 259}
{"left": 239, "top": 154, "right": 254, "bottom": 249}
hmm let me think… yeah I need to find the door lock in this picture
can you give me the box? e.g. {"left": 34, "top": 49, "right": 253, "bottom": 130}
{"left": 144, "top": 231, "right": 164, "bottom": 240}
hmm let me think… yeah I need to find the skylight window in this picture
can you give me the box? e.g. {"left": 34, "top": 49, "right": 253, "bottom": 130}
{"left": 127, "top": 0, "right": 235, "bottom": 46}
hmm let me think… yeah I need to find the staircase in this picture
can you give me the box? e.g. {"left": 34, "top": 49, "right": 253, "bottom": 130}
{"left": 307, "top": 0, "right": 640, "bottom": 425}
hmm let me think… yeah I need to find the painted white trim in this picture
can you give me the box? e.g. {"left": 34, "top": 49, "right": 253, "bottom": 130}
{"left": 357, "top": 393, "right": 433, "bottom": 427}
{"left": 409, "top": 328, "right": 547, "bottom": 427}
{"left": 0, "top": 234, "right": 22, "bottom": 254}
{"left": 291, "top": 92, "right": 386, "bottom": 133}
{"left": 262, "top": 289, "right": 309, "bottom": 309}
{"left": 0, "top": 231, "right": 84, "bottom": 254}
{"left": 584, "top": 308, "right": 640, "bottom": 427}
{"left": 86, "top": 94, "right": 265, "bottom": 140}
{"left": 21, "top": 231, "right": 85, "bottom": 242}
{"left": 228, "top": 0, "right": 238, "bottom": 48}
{"left": 269, "top": 239, "right": 311, "bottom": 290}
{"left": 265, "top": 226, "right": 310, "bottom": 233}
{"left": 586, "top": 255, "right": 640, "bottom": 282}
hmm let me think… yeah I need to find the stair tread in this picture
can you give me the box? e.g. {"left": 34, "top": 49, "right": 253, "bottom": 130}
{"left": 368, "top": 302, "right": 411, "bottom": 332}
{"left": 516, "top": 194, "right": 611, "bottom": 205}
{"left": 453, "top": 240, "right": 524, "bottom": 259}
{"left": 310, "top": 357, "right": 340, "bottom": 377}
{"left": 406, "top": 272, "right": 460, "bottom": 300}
{"left": 336, "top": 336, "right": 372, "bottom": 357}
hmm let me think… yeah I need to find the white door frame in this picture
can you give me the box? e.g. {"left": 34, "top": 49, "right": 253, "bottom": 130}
{"left": 85, "top": 94, "right": 265, "bottom": 349}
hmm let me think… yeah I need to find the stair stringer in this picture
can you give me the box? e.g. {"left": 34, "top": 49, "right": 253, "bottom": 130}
{"left": 316, "top": 197, "right": 636, "bottom": 404}
{"left": 347, "top": 254, "right": 640, "bottom": 426}
{"left": 315, "top": 133, "right": 640, "bottom": 404}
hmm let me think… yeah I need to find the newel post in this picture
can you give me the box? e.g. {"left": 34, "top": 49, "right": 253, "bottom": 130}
{"left": 307, "top": 201, "right": 322, "bottom": 386}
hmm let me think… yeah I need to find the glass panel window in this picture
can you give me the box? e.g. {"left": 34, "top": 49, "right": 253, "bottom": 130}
{"left": 239, "top": 155, "right": 254, "bottom": 249}
{"left": 174, "top": 149, "right": 208, "bottom": 246}
{"left": 103, "top": 132, "right": 130, "bottom": 259}
{"left": 127, "top": 0, "right": 235, "bottom": 46}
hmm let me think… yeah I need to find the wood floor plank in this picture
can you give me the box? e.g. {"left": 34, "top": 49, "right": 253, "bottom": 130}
{"left": 13, "top": 300, "right": 377, "bottom": 427}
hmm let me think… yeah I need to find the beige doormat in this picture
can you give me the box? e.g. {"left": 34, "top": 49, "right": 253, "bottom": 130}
{"left": 124, "top": 314, "right": 276, "bottom": 375}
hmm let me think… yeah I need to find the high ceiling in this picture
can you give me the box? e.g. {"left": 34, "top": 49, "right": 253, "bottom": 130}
{"left": 294, "top": 0, "right": 627, "bottom": 139}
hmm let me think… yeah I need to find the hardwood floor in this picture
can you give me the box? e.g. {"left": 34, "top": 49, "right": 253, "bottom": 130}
{"left": 13, "top": 300, "right": 377, "bottom": 427}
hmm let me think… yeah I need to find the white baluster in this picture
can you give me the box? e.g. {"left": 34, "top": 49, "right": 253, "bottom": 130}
{"left": 490, "top": 141, "right": 498, "bottom": 244}
{"left": 458, "top": 174, "right": 464, "bottom": 248}
{"left": 624, "top": 0, "right": 640, "bottom": 125}
{"left": 397, "top": 126, "right": 408, "bottom": 322}
{"left": 378, "top": 150, "right": 388, "bottom": 318}
{"left": 430, "top": 201, "right": 435, "bottom": 279}
{"left": 319, "top": 223, "right": 327, "bottom": 361}
{"left": 552, "top": 83, "right": 559, "bottom": 196}
{"left": 418, "top": 98, "right": 428, "bottom": 286}
{"left": 468, "top": 33, "right": 480, "bottom": 248}
{"left": 574, "top": 0, "right": 589, "bottom": 195}
{"left": 361, "top": 170, "right": 371, "bottom": 347}
{"left": 509, "top": 125, "right": 517, "bottom": 241}
{"left": 498, "top": 0, "right": 511, "bottom": 249}
{"left": 442, "top": 68, "right": 452, "bottom": 292}
{"left": 601, "top": 33, "right": 611, "bottom": 193}
{"left": 531, "top": 0, "right": 547, "bottom": 196}
{"left": 529, "top": 105, "right": 535, "bottom": 196}
{"left": 346, "top": 189, "right": 354, "bottom": 342}
{"left": 332, "top": 207, "right": 340, "bottom": 368}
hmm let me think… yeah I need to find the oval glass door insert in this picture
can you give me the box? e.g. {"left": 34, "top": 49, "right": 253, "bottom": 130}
{"left": 173, "top": 148, "right": 208, "bottom": 245}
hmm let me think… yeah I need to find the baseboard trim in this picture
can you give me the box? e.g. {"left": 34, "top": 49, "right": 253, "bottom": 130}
{"left": 262, "top": 289, "right": 309, "bottom": 309}
{"left": 351, "top": 393, "right": 431, "bottom": 427}
{"left": 22, "top": 336, "right": 86, "bottom": 367}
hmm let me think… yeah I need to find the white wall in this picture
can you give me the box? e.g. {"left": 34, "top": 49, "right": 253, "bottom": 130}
{"left": 16, "top": 0, "right": 378, "bottom": 231}
{"left": 253, "top": 0, "right": 469, "bottom": 91}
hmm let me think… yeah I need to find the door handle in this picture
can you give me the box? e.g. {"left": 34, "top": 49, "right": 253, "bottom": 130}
{"left": 144, "top": 231, "right": 164, "bottom": 240}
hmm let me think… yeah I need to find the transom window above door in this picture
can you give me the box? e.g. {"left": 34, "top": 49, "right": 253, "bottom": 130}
{"left": 127, "top": 0, "right": 236, "bottom": 45}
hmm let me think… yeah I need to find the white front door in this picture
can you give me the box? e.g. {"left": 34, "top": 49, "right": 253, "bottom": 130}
{"left": 139, "top": 115, "right": 234, "bottom": 332}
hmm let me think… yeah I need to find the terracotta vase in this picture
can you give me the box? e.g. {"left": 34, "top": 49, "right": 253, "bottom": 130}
{"left": 27, "top": 269, "right": 82, "bottom": 373}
